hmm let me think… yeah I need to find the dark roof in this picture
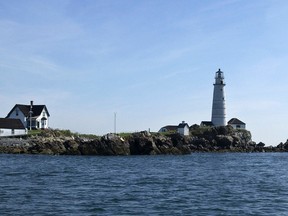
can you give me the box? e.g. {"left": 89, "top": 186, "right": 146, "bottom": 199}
{"left": 201, "top": 121, "right": 214, "bottom": 126}
{"left": 228, "top": 118, "right": 245, "bottom": 125}
{"left": 160, "top": 125, "right": 178, "bottom": 131}
{"left": 178, "top": 123, "right": 189, "bottom": 128}
{"left": 0, "top": 118, "right": 26, "bottom": 129}
{"left": 6, "top": 104, "right": 50, "bottom": 118}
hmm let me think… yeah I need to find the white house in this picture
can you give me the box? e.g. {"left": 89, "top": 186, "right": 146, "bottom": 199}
{"left": 0, "top": 118, "right": 27, "bottom": 137}
{"left": 228, "top": 118, "right": 246, "bottom": 129}
{"left": 159, "top": 121, "right": 190, "bottom": 136}
{"left": 6, "top": 101, "right": 50, "bottom": 130}
{"left": 177, "top": 121, "right": 189, "bottom": 136}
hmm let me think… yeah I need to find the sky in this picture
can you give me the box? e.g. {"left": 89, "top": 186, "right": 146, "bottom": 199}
{"left": 1, "top": 0, "right": 288, "bottom": 146}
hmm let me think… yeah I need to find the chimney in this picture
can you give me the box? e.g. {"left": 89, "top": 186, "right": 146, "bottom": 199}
{"left": 29, "top": 100, "right": 34, "bottom": 115}
{"left": 29, "top": 101, "right": 33, "bottom": 130}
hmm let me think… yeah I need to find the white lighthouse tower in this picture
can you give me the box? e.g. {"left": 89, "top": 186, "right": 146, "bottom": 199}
{"left": 211, "top": 69, "right": 226, "bottom": 126}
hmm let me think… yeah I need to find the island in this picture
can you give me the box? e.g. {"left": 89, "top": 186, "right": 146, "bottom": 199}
{"left": 0, "top": 125, "right": 287, "bottom": 155}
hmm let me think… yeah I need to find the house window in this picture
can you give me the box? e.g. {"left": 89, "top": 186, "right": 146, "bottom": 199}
{"left": 43, "top": 111, "right": 46, "bottom": 117}
{"left": 0, "top": 130, "right": 3, "bottom": 134}
{"left": 16, "top": 109, "right": 19, "bottom": 116}
{"left": 236, "top": 125, "right": 241, "bottom": 129}
{"left": 12, "top": 129, "right": 15, "bottom": 135}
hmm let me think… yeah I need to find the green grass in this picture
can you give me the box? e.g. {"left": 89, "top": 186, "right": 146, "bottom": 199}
{"left": 118, "top": 132, "right": 133, "bottom": 139}
{"left": 27, "top": 130, "right": 42, "bottom": 136}
{"left": 27, "top": 129, "right": 99, "bottom": 139}
{"left": 156, "top": 131, "right": 177, "bottom": 136}
{"left": 55, "top": 129, "right": 99, "bottom": 139}
{"left": 77, "top": 133, "right": 99, "bottom": 139}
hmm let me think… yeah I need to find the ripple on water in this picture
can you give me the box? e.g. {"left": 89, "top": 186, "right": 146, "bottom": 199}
{"left": 1, "top": 153, "right": 288, "bottom": 215}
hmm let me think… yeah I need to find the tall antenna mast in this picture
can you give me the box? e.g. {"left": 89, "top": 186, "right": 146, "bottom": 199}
{"left": 114, "top": 112, "right": 117, "bottom": 134}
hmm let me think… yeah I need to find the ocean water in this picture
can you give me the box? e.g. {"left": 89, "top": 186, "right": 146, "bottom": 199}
{"left": 1, "top": 153, "right": 288, "bottom": 216}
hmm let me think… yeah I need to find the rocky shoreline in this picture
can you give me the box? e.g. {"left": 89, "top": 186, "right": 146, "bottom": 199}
{"left": 0, "top": 126, "right": 287, "bottom": 155}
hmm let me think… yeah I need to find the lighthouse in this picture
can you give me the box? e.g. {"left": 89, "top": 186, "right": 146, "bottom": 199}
{"left": 211, "top": 69, "right": 226, "bottom": 126}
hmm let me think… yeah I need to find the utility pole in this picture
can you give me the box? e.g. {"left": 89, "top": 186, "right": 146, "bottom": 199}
{"left": 114, "top": 112, "right": 117, "bottom": 134}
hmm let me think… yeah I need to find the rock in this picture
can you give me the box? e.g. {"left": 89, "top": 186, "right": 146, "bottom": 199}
{"left": 28, "top": 140, "right": 66, "bottom": 155}
{"left": 128, "top": 133, "right": 160, "bottom": 155}
{"left": 63, "top": 140, "right": 81, "bottom": 155}
{"left": 99, "top": 136, "right": 130, "bottom": 155}
{"left": 0, "top": 127, "right": 274, "bottom": 155}
{"left": 256, "top": 142, "right": 265, "bottom": 147}
{"left": 154, "top": 135, "right": 174, "bottom": 154}
{"left": 78, "top": 139, "right": 100, "bottom": 155}
{"left": 78, "top": 135, "right": 130, "bottom": 156}
{"left": 282, "top": 139, "right": 288, "bottom": 151}
{"left": 215, "top": 135, "right": 234, "bottom": 148}
{"left": 216, "top": 125, "right": 234, "bottom": 135}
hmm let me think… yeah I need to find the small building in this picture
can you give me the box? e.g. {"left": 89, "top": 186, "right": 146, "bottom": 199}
{"left": 6, "top": 101, "right": 50, "bottom": 130}
{"left": 158, "top": 125, "right": 178, "bottom": 133}
{"left": 0, "top": 118, "right": 27, "bottom": 137}
{"left": 200, "top": 121, "right": 214, "bottom": 127}
{"left": 228, "top": 118, "right": 246, "bottom": 129}
{"left": 159, "top": 121, "right": 190, "bottom": 136}
{"left": 177, "top": 121, "right": 189, "bottom": 136}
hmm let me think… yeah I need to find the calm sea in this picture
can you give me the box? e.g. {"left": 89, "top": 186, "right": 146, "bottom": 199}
{"left": 1, "top": 153, "right": 288, "bottom": 215}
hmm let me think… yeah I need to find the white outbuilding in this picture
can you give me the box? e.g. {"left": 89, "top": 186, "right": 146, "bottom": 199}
{"left": 177, "top": 121, "right": 190, "bottom": 136}
{"left": 159, "top": 121, "right": 190, "bottom": 136}
{"left": 0, "top": 118, "right": 27, "bottom": 137}
{"left": 228, "top": 118, "right": 246, "bottom": 129}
